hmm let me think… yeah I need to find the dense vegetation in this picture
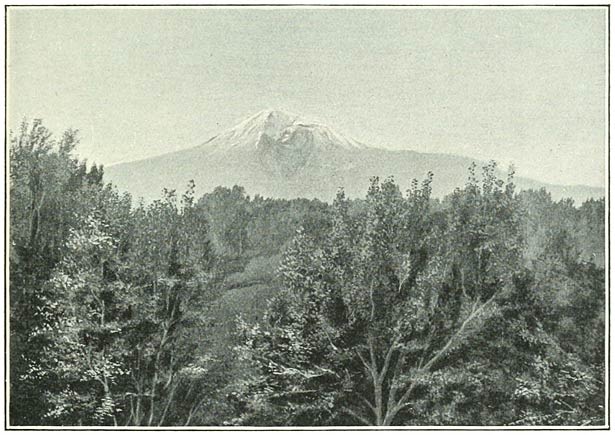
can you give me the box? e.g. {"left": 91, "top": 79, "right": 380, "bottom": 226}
{"left": 9, "top": 121, "right": 605, "bottom": 426}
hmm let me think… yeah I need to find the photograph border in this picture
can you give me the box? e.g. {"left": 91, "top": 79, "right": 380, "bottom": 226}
{"left": 3, "top": 3, "right": 610, "bottom": 431}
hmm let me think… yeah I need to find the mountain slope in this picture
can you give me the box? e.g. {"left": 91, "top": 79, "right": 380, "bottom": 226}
{"left": 105, "top": 110, "right": 604, "bottom": 204}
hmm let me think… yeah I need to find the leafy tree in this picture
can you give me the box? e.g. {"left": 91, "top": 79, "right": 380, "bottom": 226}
{"left": 519, "top": 189, "right": 605, "bottom": 267}
{"left": 121, "top": 182, "right": 218, "bottom": 426}
{"left": 35, "top": 215, "right": 130, "bottom": 425}
{"left": 198, "top": 185, "right": 250, "bottom": 256}
{"left": 10, "top": 119, "right": 221, "bottom": 426}
{"left": 234, "top": 165, "right": 529, "bottom": 426}
{"left": 9, "top": 120, "right": 112, "bottom": 425}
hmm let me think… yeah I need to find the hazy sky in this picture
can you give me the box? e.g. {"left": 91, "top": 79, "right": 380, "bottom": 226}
{"left": 8, "top": 7, "right": 607, "bottom": 187}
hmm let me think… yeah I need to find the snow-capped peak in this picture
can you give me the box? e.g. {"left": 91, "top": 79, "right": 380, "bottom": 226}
{"left": 240, "top": 109, "right": 299, "bottom": 140}
{"left": 200, "top": 109, "right": 367, "bottom": 153}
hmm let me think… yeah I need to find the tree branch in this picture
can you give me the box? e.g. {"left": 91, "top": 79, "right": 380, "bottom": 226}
{"left": 343, "top": 407, "right": 373, "bottom": 426}
{"left": 383, "top": 292, "right": 499, "bottom": 425}
{"left": 357, "top": 350, "right": 374, "bottom": 379}
{"left": 378, "top": 335, "right": 399, "bottom": 384}
{"left": 421, "top": 291, "right": 498, "bottom": 372}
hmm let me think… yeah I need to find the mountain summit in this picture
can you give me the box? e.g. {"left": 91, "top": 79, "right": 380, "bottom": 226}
{"left": 201, "top": 109, "right": 367, "bottom": 156}
{"left": 105, "top": 110, "right": 603, "bottom": 203}
{"left": 202, "top": 109, "right": 298, "bottom": 153}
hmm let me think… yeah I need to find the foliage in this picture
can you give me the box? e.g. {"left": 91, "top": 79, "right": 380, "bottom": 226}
{"left": 9, "top": 122, "right": 605, "bottom": 427}
{"left": 232, "top": 164, "right": 605, "bottom": 426}
{"left": 9, "top": 120, "right": 113, "bottom": 425}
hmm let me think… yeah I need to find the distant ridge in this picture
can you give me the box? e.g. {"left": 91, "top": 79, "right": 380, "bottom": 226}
{"left": 105, "top": 110, "right": 604, "bottom": 204}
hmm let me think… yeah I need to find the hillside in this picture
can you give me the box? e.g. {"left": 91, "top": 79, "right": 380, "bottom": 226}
{"left": 105, "top": 110, "right": 604, "bottom": 204}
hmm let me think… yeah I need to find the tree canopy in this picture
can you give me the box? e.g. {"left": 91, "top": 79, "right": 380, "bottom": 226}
{"left": 9, "top": 120, "right": 605, "bottom": 427}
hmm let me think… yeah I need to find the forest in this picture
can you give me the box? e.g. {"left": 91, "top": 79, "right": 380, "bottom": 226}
{"left": 8, "top": 120, "right": 606, "bottom": 426}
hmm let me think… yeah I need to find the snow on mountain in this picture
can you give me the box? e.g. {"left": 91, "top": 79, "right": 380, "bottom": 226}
{"left": 201, "top": 109, "right": 367, "bottom": 155}
{"left": 202, "top": 109, "right": 297, "bottom": 152}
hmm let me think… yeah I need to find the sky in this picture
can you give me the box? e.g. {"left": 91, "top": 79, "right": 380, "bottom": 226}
{"left": 7, "top": 6, "right": 607, "bottom": 187}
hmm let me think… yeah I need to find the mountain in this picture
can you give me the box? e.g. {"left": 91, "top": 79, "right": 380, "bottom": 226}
{"left": 105, "top": 109, "right": 604, "bottom": 204}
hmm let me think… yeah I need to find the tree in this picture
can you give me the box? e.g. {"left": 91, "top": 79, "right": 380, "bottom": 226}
{"left": 35, "top": 215, "right": 130, "bottom": 425}
{"left": 10, "top": 124, "right": 221, "bottom": 425}
{"left": 9, "top": 120, "right": 111, "bottom": 425}
{"left": 121, "top": 182, "right": 218, "bottom": 426}
{"left": 198, "top": 185, "right": 250, "bottom": 256}
{"left": 234, "top": 165, "right": 527, "bottom": 426}
{"left": 506, "top": 226, "right": 605, "bottom": 426}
